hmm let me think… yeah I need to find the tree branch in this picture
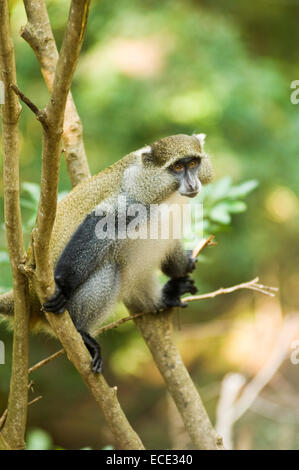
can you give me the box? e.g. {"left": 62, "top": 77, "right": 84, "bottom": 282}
{"left": 25, "top": 224, "right": 277, "bottom": 449}
{"left": 134, "top": 311, "right": 224, "bottom": 450}
{"left": 21, "top": 0, "right": 91, "bottom": 186}
{"left": 44, "top": 311, "right": 144, "bottom": 449}
{"left": 183, "top": 277, "right": 278, "bottom": 303}
{"left": 133, "top": 241, "right": 276, "bottom": 449}
{"left": 22, "top": 0, "right": 144, "bottom": 450}
{"left": 216, "top": 314, "right": 297, "bottom": 449}
{"left": 0, "top": 0, "right": 30, "bottom": 450}
{"left": 0, "top": 393, "right": 42, "bottom": 432}
{"left": 26, "top": 274, "right": 277, "bottom": 376}
{"left": 32, "top": 0, "right": 92, "bottom": 300}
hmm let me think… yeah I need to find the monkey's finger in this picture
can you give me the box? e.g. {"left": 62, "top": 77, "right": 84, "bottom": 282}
{"left": 189, "top": 285, "right": 198, "bottom": 295}
{"left": 43, "top": 296, "right": 65, "bottom": 311}
{"left": 92, "top": 355, "right": 103, "bottom": 374}
{"left": 43, "top": 294, "right": 67, "bottom": 313}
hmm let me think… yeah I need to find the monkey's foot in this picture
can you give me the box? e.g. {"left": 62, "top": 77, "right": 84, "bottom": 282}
{"left": 161, "top": 276, "right": 198, "bottom": 309}
{"left": 43, "top": 286, "right": 67, "bottom": 314}
{"left": 78, "top": 329, "right": 103, "bottom": 374}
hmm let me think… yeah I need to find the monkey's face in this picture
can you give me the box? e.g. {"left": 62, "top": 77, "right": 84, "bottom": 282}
{"left": 148, "top": 133, "right": 214, "bottom": 189}
{"left": 168, "top": 156, "right": 202, "bottom": 198}
{"left": 132, "top": 133, "right": 214, "bottom": 204}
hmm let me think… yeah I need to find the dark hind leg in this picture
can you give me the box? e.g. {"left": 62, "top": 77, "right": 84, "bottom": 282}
{"left": 77, "top": 329, "right": 103, "bottom": 373}
{"left": 67, "top": 264, "right": 120, "bottom": 373}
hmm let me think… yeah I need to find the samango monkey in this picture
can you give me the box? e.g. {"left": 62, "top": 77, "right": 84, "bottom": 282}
{"left": 1, "top": 134, "right": 214, "bottom": 372}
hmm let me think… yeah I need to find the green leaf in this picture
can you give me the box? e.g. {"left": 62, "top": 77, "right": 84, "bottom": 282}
{"left": 21, "top": 182, "right": 41, "bottom": 203}
{"left": 227, "top": 180, "right": 259, "bottom": 198}
{"left": 209, "top": 203, "right": 231, "bottom": 224}
{"left": 207, "top": 177, "right": 232, "bottom": 203}
{"left": 223, "top": 200, "right": 247, "bottom": 213}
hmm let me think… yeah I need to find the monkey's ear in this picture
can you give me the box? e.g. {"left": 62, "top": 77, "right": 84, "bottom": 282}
{"left": 135, "top": 145, "right": 153, "bottom": 165}
{"left": 193, "top": 133, "right": 206, "bottom": 152}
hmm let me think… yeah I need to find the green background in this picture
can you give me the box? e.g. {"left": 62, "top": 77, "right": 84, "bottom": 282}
{"left": 0, "top": 0, "right": 299, "bottom": 450}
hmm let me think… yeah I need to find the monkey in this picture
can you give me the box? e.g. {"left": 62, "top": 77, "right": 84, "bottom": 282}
{"left": 0, "top": 133, "right": 214, "bottom": 373}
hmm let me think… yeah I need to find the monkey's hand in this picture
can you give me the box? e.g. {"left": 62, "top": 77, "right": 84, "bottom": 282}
{"left": 160, "top": 275, "right": 197, "bottom": 310}
{"left": 43, "top": 284, "right": 68, "bottom": 314}
{"left": 185, "top": 250, "right": 197, "bottom": 274}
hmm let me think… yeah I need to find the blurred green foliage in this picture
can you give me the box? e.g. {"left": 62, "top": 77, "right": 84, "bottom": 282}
{"left": 26, "top": 428, "right": 54, "bottom": 451}
{"left": 1, "top": 0, "right": 299, "bottom": 450}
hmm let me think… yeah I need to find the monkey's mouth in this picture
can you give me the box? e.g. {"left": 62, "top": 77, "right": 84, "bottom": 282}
{"left": 180, "top": 190, "right": 199, "bottom": 198}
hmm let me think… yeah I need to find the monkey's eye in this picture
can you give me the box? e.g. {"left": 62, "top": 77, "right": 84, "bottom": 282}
{"left": 188, "top": 160, "right": 199, "bottom": 169}
{"left": 172, "top": 162, "right": 185, "bottom": 173}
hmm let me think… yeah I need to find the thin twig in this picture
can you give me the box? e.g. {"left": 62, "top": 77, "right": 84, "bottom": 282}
{"left": 28, "top": 312, "right": 145, "bottom": 375}
{"left": 10, "top": 83, "right": 48, "bottom": 128}
{"left": 95, "top": 312, "right": 145, "bottom": 336}
{"left": 192, "top": 235, "right": 216, "bottom": 259}
{"left": 0, "top": 395, "right": 43, "bottom": 431}
{"left": 28, "top": 396, "right": 43, "bottom": 407}
{"left": 183, "top": 277, "right": 277, "bottom": 302}
{"left": 28, "top": 350, "right": 65, "bottom": 374}
{"left": 1, "top": 379, "right": 42, "bottom": 431}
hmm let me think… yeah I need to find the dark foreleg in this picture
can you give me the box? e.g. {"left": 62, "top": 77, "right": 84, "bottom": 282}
{"left": 160, "top": 241, "right": 198, "bottom": 309}
{"left": 161, "top": 276, "right": 197, "bottom": 309}
{"left": 161, "top": 241, "right": 197, "bottom": 279}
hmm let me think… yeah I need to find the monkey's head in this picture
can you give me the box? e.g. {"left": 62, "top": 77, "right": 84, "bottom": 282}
{"left": 131, "top": 134, "right": 214, "bottom": 202}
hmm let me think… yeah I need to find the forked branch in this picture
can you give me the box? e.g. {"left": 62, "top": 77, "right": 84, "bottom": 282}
{"left": 18, "top": 0, "right": 144, "bottom": 450}
{"left": 21, "top": 0, "right": 90, "bottom": 186}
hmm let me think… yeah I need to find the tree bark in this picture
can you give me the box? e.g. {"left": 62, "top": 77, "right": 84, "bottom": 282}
{"left": 0, "top": 0, "right": 30, "bottom": 450}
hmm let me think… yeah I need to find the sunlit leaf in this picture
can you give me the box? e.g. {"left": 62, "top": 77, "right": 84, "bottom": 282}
{"left": 222, "top": 200, "right": 247, "bottom": 213}
{"left": 209, "top": 203, "right": 231, "bottom": 224}
{"left": 21, "top": 182, "right": 41, "bottom": 204}
{"left": 227, "top": 180, "right": 259, "bottom": 198}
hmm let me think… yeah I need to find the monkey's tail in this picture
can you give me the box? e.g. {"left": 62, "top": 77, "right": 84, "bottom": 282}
{"left": 0, "top": 290, "right": 14, "bottom": 319}
{"left": 0, "top": 289, "right": 51, "bottom": 334}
